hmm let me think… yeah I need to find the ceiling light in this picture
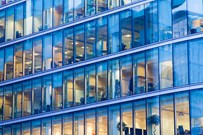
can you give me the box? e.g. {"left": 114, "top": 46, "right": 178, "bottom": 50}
{"left": 124, "top": 34, "right": 131, "bottom": 38}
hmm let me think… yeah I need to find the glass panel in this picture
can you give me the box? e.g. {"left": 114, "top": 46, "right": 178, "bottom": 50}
{"left": 24, "top": 40, "right": 33, "bottom": 75}
{"left": 173, "top": 42, "right": 188, "bottom": 86}
{"left": 42, "top": 75, "right": 52, "bottom": 112}
{"left": 12, "top": 124, "right": 21, "bottom": 135}
{"left": 86, "top": 65, "right": 96, "bottom": 104}
{"left": 22, "top": 122, "right": 31, "bottom": 135}
{"left": 32, "top": 78, "right": 42, "bottom": 114}
{"left": 3, "top": 126, "right": 11, "bottom": 135}
{"left": 108, "top": 59, "right": 120, "bottom": 99}
{"left": 33, "top": 0, "right": 43, "bottom": 32}
{"left": 159, "top": 45, "right": 173, "bottom": 89}
{"left": 33, "top": 37, "right": 42, "bottom": 73}
{"left": 52, "top": 115, "right": 62, "bottom": 135}
{"left": 43, "top": 0, "right": 52, "bottom": 30}
{"left": 23, "top": 81, "right": 31, "bottom": 116}
{"left": 0, "top": 11, "right": 5, "bottom": 43}
{"left": 121, "top": 0, "right": 131, "bottom": 5}
{"left": 53, "top": 73, "right": 63, "bottom": 110}
{"left": 121, "top": 102, "right": 133, "bottom": 135}
{"left": 146, "top": 49, "right": 159, "bottom": 92}
{"left": 0, "top": 88, "right": 3, "bottom": 121}
{"left": 97, "top": 61, "right": 108, "bottom": 101}
{"left": 63, "top": 70, "right": 74, "bottom": 107}
{"left": 96, "top": 17, "right": 108, "bottom": 56}
{"left": 24, "top": 0, "right": 33, "bottom": 35}
{"left": 120, "top": 55, "right": 132, "bottom": 96}
{"left": 32, "top": 120, "right": 41, "bottom": 135}
{"left": 133, "top": 52, "right": 145, "bottom": 94}
{"left": 74, "top": 68, "right": 85, "bottom": 105}
{"left": 75, "top": 25, "right": 84, "bottom": 62}
{"left": 74, "top": 112, "right": 84, "bottom": 135}
{"left": 189, "top": 39, "right": 203, "bottom": 83}
{"left": 108, "top": 0, "right": 119, "bottom": 9}
{"left": 53, "top": 31, "right": 62, "bottom": 68}
{"left": 172, "top": 0, "right": 187, "bottom": 38}
{"left": 5, "top": 46, "right": 14, "bottom": 80}
{"left": 14, "top": 43, "right": 23, "bottom": 78}
{"left": 108, "top": 13, "right": 120, "bottom": 53}
{"left": 132, "top": 5, "right": 145, "bottom": 47}
{"left": 85, "top": 110, "right": 96, "bottom": 135}
{"left": 64, "top": 0, "right": 73, "bottom": 23}
{"left": 54, "top": 0, "right": 63, "bottom": 26}
{"left": 160, "top": 94, "right": 174, "bottom": 135}
{"left": 64, "top": 28, "right": 74, "bottom": 65}
{"left": 6, "top": 7, "right": 14, "bottom": 41}
{"left": 42, "top": 118, "right": 51, "bottom": 135}
{"left": 158, "top": 0, "right": 172, "bottom": 40}
{"left": 64, "top": 114, "right": 73, "bottom": 135}
{"left": 74, "top": 0, "right": 84, "bottom": 19}
{"left": 86, "top": 21, "right": 96, "bottom": 59}
{"left": 15, "top": 4, "right": 24, "bottom": 38}
{"left": 120, "top": 9, "right": 132, "bottom": 50}
{"left": 43, "top": 34, "right": 52, "bottom": 70}
{"left": 0, "top": 49, "right": 4, "bottom": 82}
{"left": 175, "top": 92, "right": 190, "bottom": 135}
{"left": 13, "top": 83, "right": 22, "bottom": 118}
{"left": 134, "top": 100, "right": 146, "bottom": 135}
{"left": 97, "top": 0, "right": 108, "bottom": 13}
{"left": 97, "top": 107, "right": 108, "bottom": 135}
{"left": 86, "top": 0, "right": 95, "bottom": 16}
{"left": 109, "top": 105, "right": 120, "bottom": 135}
{"left": 147, "top": 97, "right": 160, "bottom": 135}
{"left": 145, "top": 2, "right": 158, "bottom": 44}
{"left": 4, "top": 86, "right": 12, "bottom": 120}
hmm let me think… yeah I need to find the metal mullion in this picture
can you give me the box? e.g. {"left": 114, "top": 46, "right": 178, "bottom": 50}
{"left": 173, "top": 93, "right": 177, "bottom": 135}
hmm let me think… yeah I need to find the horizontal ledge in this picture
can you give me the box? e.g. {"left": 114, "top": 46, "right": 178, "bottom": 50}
{"left": 0, "top": 83, "right": 202, "bottom": 126}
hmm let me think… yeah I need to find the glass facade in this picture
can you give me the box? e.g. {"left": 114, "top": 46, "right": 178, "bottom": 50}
{"left": 0, "top": 0, "right": 203, "bottom": 135}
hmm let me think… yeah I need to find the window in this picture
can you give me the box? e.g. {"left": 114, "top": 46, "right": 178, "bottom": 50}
{"left": 13, "top": 83, "right": 22, "bottom": 118}
{"left": 86, "top": 0, "right": 96, "bottom": 16}
{"left": 53, "top": 73, "right": 63, "bottom": 110}
{"left": 97, "top": 61, "right": 108, "bottom": 101}
{"left": 24, "top": 40, "right": 33, "bottom": 75}
{"left": 63, "top": 70, "right": 74, "bottom": 107}
{"left": 14, "top": 43, "right": 23, "bottom": 78}
{"left": 64, "top": 28, "right": 74, "bottom": 65}
{"left": 175, "top": 92, "right": 190, "bottom": 135}
{"left": 74, "top": 112, "right": 84, "bottom": 135}
{"left": 74, "top": 0, "right": 84, "bottom": 19}
{"left": 52, "top": 115, "right": 62, "bottom": 135}
{"left": 133, "top": 5, "right": 145, "bottom": 47}
{"left": 86, "top": 65, "right": 96, "bottom": 104}
{"left": 0, "top": 49, "right": 4, "bottom": 82}
{"left": 42, "top": 118, "right": 51, "bottom": 135}
{"left": 159, "top": 45, "right": 173, "bottom": 89}
{"left": 109, "top": 0, "right": 119, "bottom": 9}
{"left": 43, "top": 0, "right": 52, "bottom": 30}
{"left": 0, "top": 88, "right": 3, "bottom": 121}
{"left": 109, "top": 105, "right": 120, "bottom": 135}
{"left": 64, "top": 0, "right": 73, "bottom": 23}
{"left": 97, "top": 107, "right": 108, "bottom": 135}
{"left": 3, "top": 126, "right": 11, "bottom": 135}
{"left": 53, "top": 31, "right": 62, "bottom": 68}
{"left": 120, "top": 9, "right": 132, "bottom": 50}
{"left": 96, "top": 17, "right": 107, "bottom": 56}
{"left": 85, "top": 110, "right": 96, "bottom": 135}
{"left": 121, "top": 0, "right": 131, "bottom": 5}
{"left": 172, "top": 0, "right": 187, "bottom": 38}
{"left": 54, "top": 0, "right": 63, "bottom": 26}
{"left": 0, "top": 10, "right": 5, "bottom": 43}
{"left": 5, "top": 46, "right": 13, "bottom": 80}
{"left": 32, "top": 120, "right": 41, "bottom": 135}
{"left": 160, "top": 94, "right": 174, "bottom": 135}
{"left": 74, "top": 68, "right": 85, "bottom": 105}
{"left": 15, "top": 4, "right": 24, "bottom": 38}
{"left": 22, "top": 122, "right": 31, "bottom": 135}
{"left": 12, "top": 124, "right": 21, "bottom": 135}
{"left": 42, "top": 75, "right": 52, "bottom": 112}
{"left": 4, "top": 86, "right": 12, "bottom": 120}
{"left": 23, "top": 81, "right": 31, "bottom": 116}
{"left": 32, "top": 79, "right": 42, "bottom": 114}
{"left": 108, "top": 59, "right": 120, "bottom": 99}
{"left": 97, "top": 0, "right": 108, "bottom": 13}
{"left": 146, "top": 49, "right": 159, "bottom": 92}
{"left": 6, "top": 7, "right": 14, "bottom": 41}
{"left": 158, "top": 0, "right": 172, "bottom": 41}
{"left": 64, "top": 114, "right": 73, "bottom": 135}
{"left": 33, "top": 37, "right": 42, "bottom": 73}
{"left": 173, "top": 42, "right": 188, "bottom": 86}
{"left": 33, "top": 0, "right": 42, "bottom": 32}
{"left": 24, "top": 0, "right": 33, "bottom": 35}
{"left": 43, "top": 34, "right": 52, "bottom": 70}
{"left": 75, "top": 25, "right": 84, "bottom": 62}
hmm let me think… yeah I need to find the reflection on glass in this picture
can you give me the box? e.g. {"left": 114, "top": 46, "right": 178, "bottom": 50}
{"left": 175, "top": 92, "right": 190, "bottom": 135}
{"left": 74, "top": 112, "right": 84, "bottom": 135}
{"left": 43, "top": 0, "right": 52, "bottom": 30}
{"left": 64, "top": 0, "right": 73, "bottom": 23}
{"left": 97, "top": 17, "right": 107, "bottom": 56}
{"left": 86, "top": 65, "right": 96, "bottom": 104}
{"left": 13, "top": 83, "right": 22, "bottom": 118}
{"left": 6, "top": 7, "right": 14, "bottom": 41}
{"left": 4, "top": 86, "right": 12, "bottom": 120}
{"left": 97, "top": 62, "right": 108, "bottom": 101}
{"left": 133, "top": 53, "right": 145, "bottom": 94}
{"left": 109, "top": 0, "right": 119, "bottom": 9}
{"left": 64, "top": 28, "right": 73, "bottom": 64}
{"left": 24, "top": 0, "right": 33, "bottom": 35}
{"left": 85, "top": 110, "right": 96, "bottom": 135}
{"left": 32, "top": 79, "right": 42, "bottom": 114}
{"left": 14, "top": 43, "right": 23, "bottom": 78}
{"left": 64, "top": 70, "right": 74, "bottom": 107}
{"left": 42, "top": 117, "right": 51, "bottom": 135}
{"left": 86, "top": 0, "right": 95, "bottom": 16}
{"left": 0, "top": 49, "right": 4, "bottom": 82}
{"left": 75, "top": 25, "right": 84, "bottom": 62}
{"left": 33, "top": 37, "right": 42, "bottom": 73}
{"left": 5, "top": 46, "right": 13, "bottom": 80}
{"left": 33, "top": 0, "right": 42, "bottom": 32}
{"left": 42, "top": 75, "right": 52, "bottom": 112}
{"left": 0, "top": 88, "right": 3, "bottom": 121}
{"left": 23, "top": 122, "right": 31, "bottom": 135}
{"left": 54, "top": 0, "right": 63, "bottom": 26}
{"left": 43, "top": 34, "right": 52, "bottom": 70}
{"left": 64, "top": 114, "right": 73, "bottom": 135}
{"left": 109, "top": 105, "right": 120, "bottom": 135}
{"left": 53, "top": 73, "right": 63, "bottom": 110}
{"left": 32, "top": 120, "right": 41, "bottom": 135}
{"left": 74, "top": 0, "right": 84, "bottom": 19}
{"left": 52, "top": 115, "right": 62, "bottom": 135}
{"left": 15, "top": 4, "right": 23, "bottom": 38}
{"left": 3, "top": 126, "right": 11, "bottom": 135}
{"left": 12, "top": 124, "right": 21, "bottom": 135}
{"left": 98, "top": 0, "right": 108, "bottom": 13}
{"left": 0, "top": 11, "right": 5, "bottom": 43}
{"left": 159, "top": 45, "right": 173, "bottom": 89}
{"left": 122, "top": 102, "right": 133, "bottom": 135}
{"left": 23, "top": 81, "right": 31, "bottom": 116}
{"left": 74, "top": 68, "right": 85, "bottom": 105}
{"left": 53, "top": 31, "right": 62, "bottom": 68}
{"left": 120, "top": 55, "right": 132, "bottom": 96}
{"left": 109, "top": 59, "right": 120, "bottom": 99}
{"left": 97, "top": 107, "right": 108, "bottom": 135}
{"left": 24, "top": 40, "right": 33, "bottom": 75}
{"left": 160, "top": 94, "right": 174, "bottom": 135}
